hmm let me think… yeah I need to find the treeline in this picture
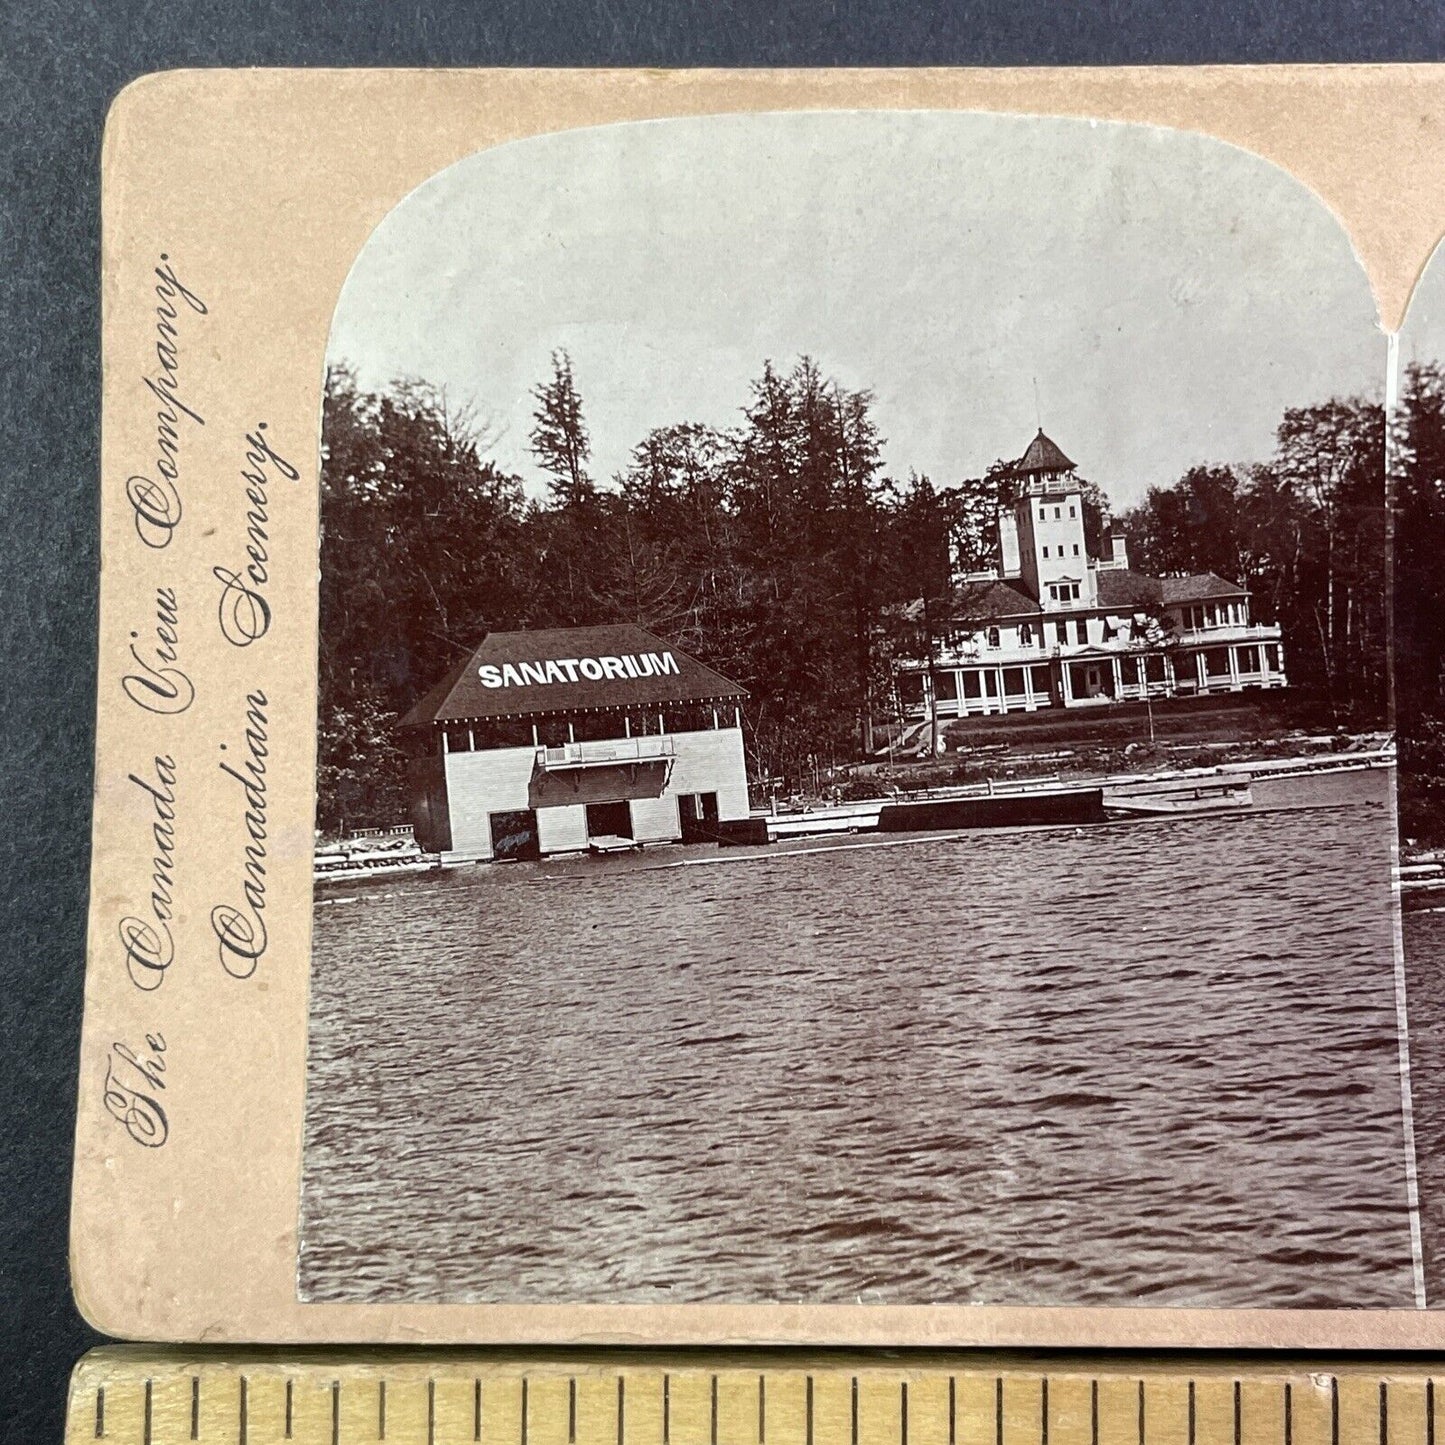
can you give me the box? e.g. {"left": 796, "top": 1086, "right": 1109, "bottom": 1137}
{"left": 318, "top": 355, "right": 930, "bottom": 830}
{"left": 317, "top": 354, "right": 1388, "bottom": 832}
{"left": 1393, "top": 362, "right": 1445, "bottom": 844}
{"left": 1117, "top": 396, "right": 1387, "bottom": 722}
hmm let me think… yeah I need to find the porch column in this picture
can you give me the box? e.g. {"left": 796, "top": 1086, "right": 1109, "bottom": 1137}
{"left": 1110, "top": 656, "right": 1124, "bottom": 699}
{"left": 996, "top": 666, "right": 1007, "bottom": 714}
{"left": 1023, "top": 667, "right": 1036, "bottom": 712}
{"left": 1163, "top": 654, "right": 1176, "bottom": 697}
{"left": 1195, "top": 651, "right": 1207, "bottom": 693}
{"left": 1060, "top": 660, "right": 1074, "bottom": 706}
{"left": 1228, "top": 646, "right": 1241, "bottom": 690}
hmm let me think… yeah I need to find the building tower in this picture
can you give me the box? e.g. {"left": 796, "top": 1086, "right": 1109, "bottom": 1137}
{"left": 1008, "top": 430, "right": 1096, "bottom": 609}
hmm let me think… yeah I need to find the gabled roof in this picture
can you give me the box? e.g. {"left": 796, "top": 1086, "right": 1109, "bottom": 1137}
{"left": 400, "top": 624, "right": 747, "bottom": 726}
{"left": 1159, "top": 572, "right": 1250, "bottom": 604}
{"left": 948, "top": 578, "right": 1043, "bottom": 619}
{"left": 1010, "top": 429, "right": 1075, "bottom": 475}
{"left": 1094, "top": 569, "right": 1164, "bottom": 609}
{"left": 1094, "top": 569, "right": 1249, "bottom": 609}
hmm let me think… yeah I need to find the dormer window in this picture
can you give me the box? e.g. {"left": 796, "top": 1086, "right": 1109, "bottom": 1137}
{"left": 986, "top": 626, "right": 1001, "bottom": 648}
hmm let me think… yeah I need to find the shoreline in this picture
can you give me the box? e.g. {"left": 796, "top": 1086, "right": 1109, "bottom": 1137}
{"left": 313, "top": 745, "right": 1394, "bottom": 886}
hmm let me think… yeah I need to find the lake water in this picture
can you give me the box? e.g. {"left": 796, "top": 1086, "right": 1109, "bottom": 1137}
{"left": 299, "top": 766, "right": 1419, "bottom": 1308}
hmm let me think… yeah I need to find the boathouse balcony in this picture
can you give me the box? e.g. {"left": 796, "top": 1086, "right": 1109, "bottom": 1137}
{"left": 535, "top": 735, "right": 678, "bottom": 771}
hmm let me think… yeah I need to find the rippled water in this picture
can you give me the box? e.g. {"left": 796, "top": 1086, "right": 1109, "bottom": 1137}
{"left": 300, "top": 767, "right": 1417, "bottom": 1308}
{"left": 1402, "top": 906, "right": 1445, "bottom": 1303}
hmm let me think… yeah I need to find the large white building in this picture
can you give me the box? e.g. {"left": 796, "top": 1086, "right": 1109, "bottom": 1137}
{"left": 400, "top": 624, "right": 750, "bottom": 861}
{"left": 896, "top": 430, "right": 1287, "bottom": 721}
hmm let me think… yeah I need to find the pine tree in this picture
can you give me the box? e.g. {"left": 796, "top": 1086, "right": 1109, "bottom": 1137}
{"left": 529, "top": 349, "right": 592, "bottom": 504}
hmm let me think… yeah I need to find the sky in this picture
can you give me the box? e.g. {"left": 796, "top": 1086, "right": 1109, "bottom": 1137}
{"left": 1404, "top": 239, "right": 1445, "bottom": 368}
{"left": 328, "top": 110, "right": 1385, "bottom": 513}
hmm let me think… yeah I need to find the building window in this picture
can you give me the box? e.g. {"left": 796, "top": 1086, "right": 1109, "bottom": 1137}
{"left": 1038, "top": 507, "right": 1046, "bottom": 521}
{"left": 1042, "top": 546, "right": 1049, "bottom": 558}
{"left": 1054, "top": 506, "right": 1062, "bottom": 519}
{"left": 1069, "top": 505, "right": 1076, "bottom": 518}
{"left": 1055, "top": 620, "right": 1068, "bottom": 645}
{"left": 986, "top": 626, "right": 1001, "bottom": 648}
{"left": 1020, "top": 623, "right": 1034, "bottom": 646}
{"left": 1002, "top": 668, "right": 1026, "bottom": 698}
{"left": 1075, "top": 618, "right": 1089, "bottom": 645}
{"left": 1072, "top": 543, "right": 1080, "bottom": 555}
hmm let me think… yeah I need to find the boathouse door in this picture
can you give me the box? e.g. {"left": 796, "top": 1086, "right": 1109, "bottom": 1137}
{"left": 678, "top": 791, "right": 720, "bottom": 843}
{"left": 585, "top": 799, "right": 634, "bottom": 841}
{"left": 489, "top": 809, "right": 540, "bottom": 861}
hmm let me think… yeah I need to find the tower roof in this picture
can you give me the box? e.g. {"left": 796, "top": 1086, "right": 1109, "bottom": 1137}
{"left": 1010, "top": 429, "right": 1076, "bottom": 476}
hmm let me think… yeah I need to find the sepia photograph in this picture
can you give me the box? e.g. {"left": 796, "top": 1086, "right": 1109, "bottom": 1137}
{"left": 296, "top": 111, "right": 1406, "bottom": 1309}
{"left": 1390, "top": 242, "right": 1445, "bottom": 1308}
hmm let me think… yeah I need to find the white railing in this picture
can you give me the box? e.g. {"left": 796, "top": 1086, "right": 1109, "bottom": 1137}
{"left": 537, "top": 735, "right": 677, "bottom": 769}
{"left": 1028, "top": 476, "right": 1075, "bottom": 496}
{"left": 1175, "top": 622, "right": 1281, "bottom": 642}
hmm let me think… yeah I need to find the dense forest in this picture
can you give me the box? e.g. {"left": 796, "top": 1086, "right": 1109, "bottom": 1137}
{"left": 1394, "top": 362, "right": 1445, "bottom": 846}
{"left": 316, "top": 352, "right": 1388, "bottom": 833}
{"left": 1121, "top": 398, "right": 1388, "bottom": 723}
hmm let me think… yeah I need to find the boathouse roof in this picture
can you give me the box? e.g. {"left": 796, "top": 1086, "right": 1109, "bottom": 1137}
{"left": 400, "top": 623, "right": 747, "bottom": 726}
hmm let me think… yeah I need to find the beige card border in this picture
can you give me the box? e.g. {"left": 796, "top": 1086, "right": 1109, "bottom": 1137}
{"left": 74, "top": 64, "right": 1445, "bottom": 1346}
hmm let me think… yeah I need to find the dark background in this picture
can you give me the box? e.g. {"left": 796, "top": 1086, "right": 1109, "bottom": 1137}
{"left": 5, "top": 4, "right": 1445, "bottom": 1442}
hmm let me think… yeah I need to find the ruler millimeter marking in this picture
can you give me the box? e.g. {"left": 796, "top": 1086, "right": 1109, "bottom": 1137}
{"left": 67, "top": 1349, "right": 1444, "bottom": 1445}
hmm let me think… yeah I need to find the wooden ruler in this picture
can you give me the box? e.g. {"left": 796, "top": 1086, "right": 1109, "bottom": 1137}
{"left": 66, "top": 1349, "right": 1445, "bottom": 1445}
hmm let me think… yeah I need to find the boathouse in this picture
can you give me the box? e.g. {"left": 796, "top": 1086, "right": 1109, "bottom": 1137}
{"left": 895, "top": 430, "right": 1287, "bottom": 724}
{"left": 399, "top": 624, "right": 750, "bottom": 861}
